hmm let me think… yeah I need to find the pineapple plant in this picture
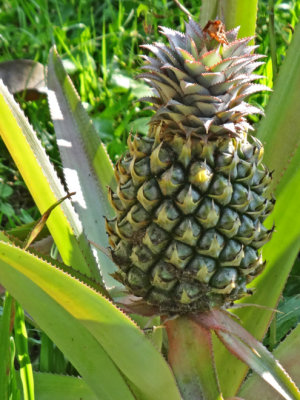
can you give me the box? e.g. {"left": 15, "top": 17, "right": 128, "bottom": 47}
{"left": 1, "top": 3, "right": 300, "bottom": 399}
{"left": 106, "top": 18, "right": 275, "bottom": 315}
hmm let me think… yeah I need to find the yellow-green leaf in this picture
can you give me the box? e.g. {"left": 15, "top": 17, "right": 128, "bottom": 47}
{"left": 32, "top": 373, "right": 97, "bottom": 400}
{"left": 0, "top": 241, "right": 181, "bottom": 400}
{"left": 0, "top": 80, "right": 101, "bottom": 282}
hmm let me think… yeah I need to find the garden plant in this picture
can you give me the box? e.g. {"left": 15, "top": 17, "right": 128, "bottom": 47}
{"left": 0, "top": 0, "right": 300, "bottom": 399}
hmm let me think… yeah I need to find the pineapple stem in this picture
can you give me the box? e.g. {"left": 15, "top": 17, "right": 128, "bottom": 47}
{"left": 164, "top": 315, "right": 224, "bottom": 400}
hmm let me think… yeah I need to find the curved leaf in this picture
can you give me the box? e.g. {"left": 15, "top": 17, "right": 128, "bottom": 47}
{"left": 222, "top": 0, "right": 258, "bottom": 39}
{"left": 256, "top": 21, "right": 300, "bottom": 192}
{"left": 47, "top": 47, "right": 117, "bottom": 288}
{"left": 0, "top": 80, "right": 101, "bottom": 282}
{"left": 240, "top": 324, "right": 300, "bottom": 399}
{"left": 0, "top": 241, "right": 181, "bottom": 400}
{"left": 195, "top": 310, "right": 300, "bottom": 400}
{"left": 0, "top": 60, "right": 46, "bottom": 97}
{"left": 0, "top": 246, "right": 133, "bottom": 400}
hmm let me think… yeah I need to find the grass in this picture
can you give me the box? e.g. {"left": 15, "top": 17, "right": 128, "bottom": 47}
{"left": 0, "top": 0, "right": 299, "bottom": 394}
{"left": 0, "top": 0, "right": 299, "bottom": 228}
{"left": 0, "top": 0, "right": 204, "bottom": 228}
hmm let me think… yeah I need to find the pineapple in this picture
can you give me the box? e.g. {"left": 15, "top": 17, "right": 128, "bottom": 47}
{"left": 106, "top": 18, "right": 274, "bottom": 314}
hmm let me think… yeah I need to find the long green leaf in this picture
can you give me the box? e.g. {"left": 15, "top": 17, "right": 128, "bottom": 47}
{"left": 0, "top": 249, "right": 133, "bottom": 400}
{"left": 0, "top": 242, "right": 181, "bottom": 400}
{"left": 222, "top": 0, "right": 258, "bottom": 38}
{"left": 240, "top": 324, "right": 300, "bottom": 399}
{"left": 195, "top": 310, "right": 300, "bottom": 400}
{"left": 32, "top": 373, "right": 97, "bottom": 400}
{"left": 199, "top": 0, "right": 219, "bottom": 26}
{"left": 47, "top": 48, "right": 117, "bottom": 288}
{"left": 0, "top": 293, "right": 13, "bottom": 400}
{"left": 0, "top": 81, "right": 100, "bottom": 281}
{"left": 10, "top": 337, "right": 21, "bottom": 400}
{"left": 14, "top": 302, "right": 35, "bottom": 400}
{"left": 217, "top": 330, "right": 298, "bottom": 400}
{"left": 256, "top": 21, "right": 300, "bottom": 192}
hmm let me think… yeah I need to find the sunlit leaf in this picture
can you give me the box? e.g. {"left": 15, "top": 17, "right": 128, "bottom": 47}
{"left": 0, "top": 241, "right": 181, "bottom": 400}
{"left": 47, "top": 48, "right": 118, "bottom": 288}
{"left": 240, "top": 324, "right": 300, "bottom": 399}
{"left": 0, "top": 80, "right": 101, "bottom": 282}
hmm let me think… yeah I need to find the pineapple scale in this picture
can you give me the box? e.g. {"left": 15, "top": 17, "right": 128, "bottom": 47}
{"left": 106, "top": 128, "right": 274, "bottom": 313}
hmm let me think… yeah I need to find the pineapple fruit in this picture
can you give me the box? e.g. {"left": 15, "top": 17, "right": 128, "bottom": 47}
{"left": 106, "top": 18, "right": 274, "bottom": 314}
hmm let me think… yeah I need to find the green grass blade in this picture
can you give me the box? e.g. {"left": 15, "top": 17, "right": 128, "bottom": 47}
{"left": 32, "top": 372, "right": 97, "bottom": 400}
{"left": 0, "top": 292, "right": 13, "bottom": 400}
{"left": 0, "top": 242, "right": 181, "bottom": 400}
{"left": 39, "top": 333, "right": 53, "bottom": 372}
{"left": 9, "top": 337, "right": 21, "bottom": 400}
{"left": 47, "top": 47, "right": 118, "bottom": 288}
{"left": 268, "top": 0, "right": 278, "bottom": 79}
{"left": 0, "top": 80, "right": 101, "bottom": 282}
{"left": 14, "top": 301, "right": 35, "bottom": 400}
{"left": 102, "top": 18, "right": 107, "bottom": 86}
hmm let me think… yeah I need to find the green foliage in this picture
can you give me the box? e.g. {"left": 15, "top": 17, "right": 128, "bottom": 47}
{"left": 0, "top": 0, "right": 299, "bottom": 227}
{"left": 0, "top": 241, "right": 181, "bottom": 400}
{"left": 29, "top": 373, "right": 98, "bottom": 400}
{"left": 240, "top": 323, "right": 300, "bottom": 399}
{"left": 0, "top": 1, "right": 300, "bottom": 399}
{"left": 14, "top": 301, "right": 35, "bottom": 400}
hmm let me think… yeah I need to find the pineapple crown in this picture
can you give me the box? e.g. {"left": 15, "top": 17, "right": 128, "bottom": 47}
{"left": 139, "top": 18, "right": 270, "bottom": 139}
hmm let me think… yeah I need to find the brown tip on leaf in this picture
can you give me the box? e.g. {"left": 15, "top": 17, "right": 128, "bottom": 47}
{"left": 203, "top": 20, "right": 229, "bottom": 45}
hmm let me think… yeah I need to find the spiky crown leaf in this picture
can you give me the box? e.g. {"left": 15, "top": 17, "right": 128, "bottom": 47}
{"left": 139, "top": 18, "right": 270, "bottom": 138}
